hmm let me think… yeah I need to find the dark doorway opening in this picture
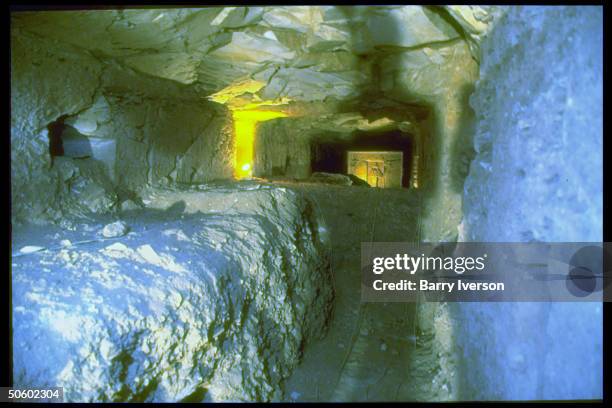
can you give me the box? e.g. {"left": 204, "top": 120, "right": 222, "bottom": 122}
{"left": 310, "top": 130, "right": 414, "bottom": 188}
{"left": 47, "top": 116, "right": 95, "bottom": 166}
{"left": 47, "top": 115, "right": 68, "bottom": 164}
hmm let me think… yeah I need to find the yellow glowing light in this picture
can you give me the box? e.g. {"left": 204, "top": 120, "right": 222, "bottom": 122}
{"left": 233, "top": 109, "right": 288, "bottom": 179}
{"left": 208, "top": 79, "right": 293, "bottom": 179}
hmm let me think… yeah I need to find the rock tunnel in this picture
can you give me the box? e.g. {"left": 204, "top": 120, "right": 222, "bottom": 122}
{"left": 9, "top": 5, "right": 603, "bottom": 403}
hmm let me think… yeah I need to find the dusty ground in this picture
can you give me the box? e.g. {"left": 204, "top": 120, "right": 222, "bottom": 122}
{"left": 271, "top": 182, "right": 435, "bottom": 402}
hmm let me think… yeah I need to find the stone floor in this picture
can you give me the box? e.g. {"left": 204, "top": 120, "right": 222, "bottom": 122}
{"left": 276, "top": 183, "right": 430, "bottom": 402}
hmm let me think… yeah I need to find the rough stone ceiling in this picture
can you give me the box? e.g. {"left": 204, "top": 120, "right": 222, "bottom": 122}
{"left": 12, "top": 6, "right": 496, "bottom": 104}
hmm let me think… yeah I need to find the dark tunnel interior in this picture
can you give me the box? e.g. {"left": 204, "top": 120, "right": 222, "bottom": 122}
{"left": 9, "top": 5, "right": 603, "bottom": 404}
{"left": 310, "top": 130, "right": 414, "bottom": 188}
{"left": 46, "top": 115, "right": 68, "bottom": 163}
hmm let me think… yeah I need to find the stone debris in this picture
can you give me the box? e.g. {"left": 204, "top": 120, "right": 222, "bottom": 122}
{"left": 309, "top": 172, "right": 353, "bottom": 186}
{"left": 346, "top": 174, "right": 370, "bottom": 187}
{"left": 101, "top": 221, "right": 129, "bottom": 238}
{"left": 19, "top": 245, "right": 45, "bottom": 254}
{"left": 104, "top": 242, "right": 130, "bottom": 253}
{"left": 136, "top": 244, "right": 163, "bottom": 265}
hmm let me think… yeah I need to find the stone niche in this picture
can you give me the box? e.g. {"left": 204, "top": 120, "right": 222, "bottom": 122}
{"left": 58, "top": 125, "right": 117, "bottom": 181}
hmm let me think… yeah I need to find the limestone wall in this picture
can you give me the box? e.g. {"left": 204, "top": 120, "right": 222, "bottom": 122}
{"left": 454, "top": 6, "right": 603, "bottom": 400}
{"left": 11, "top": 27, "right": 234, "bottom": 225}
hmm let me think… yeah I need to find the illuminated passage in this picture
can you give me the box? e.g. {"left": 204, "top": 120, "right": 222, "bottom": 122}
{"left": 233, "top": 110, "right": 287, "bottom": 179}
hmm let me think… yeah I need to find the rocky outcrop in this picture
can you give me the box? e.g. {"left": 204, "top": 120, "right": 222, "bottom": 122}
{"left": 309, "top": 172, "right": 353, "bottom": 186}
{"left": 12, "top": 184, "right": 334, "bottom": 402}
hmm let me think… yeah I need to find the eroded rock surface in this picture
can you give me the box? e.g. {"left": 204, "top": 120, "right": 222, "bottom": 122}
{"left": 12, "top": 7, "right": 498, "bottom": 97}
{"left": 455, "top": 6, "right": 603, "bottom": 401}
{"left": 12, "top": 184, "right": 334, "bottom": 402}
{"left": 10, "top": 6, "right": 500, "bottom": 225}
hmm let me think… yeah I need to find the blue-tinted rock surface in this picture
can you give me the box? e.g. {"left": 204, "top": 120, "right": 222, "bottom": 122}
{"left": 457, "top": 6, "right": 602, "bottom": 400}
{"left": 12, "top": 185, "right": 333, "bottom": 402}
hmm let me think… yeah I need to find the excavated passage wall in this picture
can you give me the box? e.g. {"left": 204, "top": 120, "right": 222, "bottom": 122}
{"left": 11, "top": 26, "right": 234, "bottom": 226}
{"left": 253, "top": 111, "right": 431, "bottom": 186}
{"left": 12, "top": 184, "right": 334, "bottom": 402}
{"left": 455, "top": 6, "right": 602, "bottom": 400}
{"left": 254, "top": 118, "right": 312, "bottom": 179}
